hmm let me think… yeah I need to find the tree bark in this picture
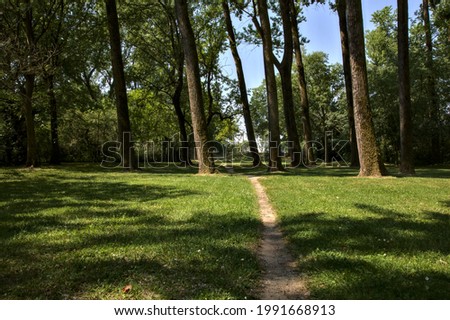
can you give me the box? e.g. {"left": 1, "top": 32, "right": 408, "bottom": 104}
{"left": 23, "top": 0, "right": 39, "bottom": 167}
{"left": 255, "top": 0, "right": 283, "bottom": 171}
{"left": 175, "top": 0, "right": 215, "bottom": 174}
{"left": 346, "top": 0, "right": 387, "bottom": 177}
{"left": 22, "top": 74, "right": 39, "bottom": 167}
{"left": 276, "top": 0, "right": 301, "bottom": 167}
{"left": 290, "top": 0, "right": 315, "bottom": 166}
{"left": 222, "top": 0, "right": 261, "bottom": 167}
{"left": 222, "top": 1, "right": 260, "bottom": 166}
{"left": 422, "top": 0, "right": 441, "bottom": 164}
{"left": 336, "top": 0, "right": 359, "bottom": 167}
{"left": 172, "top": 49, "right": 192, "bottom": 166}
{"left": 397, "top": 0, "right": 415, "bottom": 175}
{"left": 46, "top": 74, "right": 61, "bottom": 165}
{"left": 105, "top": 0, "right": 138, "bottom": 169}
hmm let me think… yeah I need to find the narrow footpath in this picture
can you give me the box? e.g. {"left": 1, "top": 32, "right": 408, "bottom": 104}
{"left": 248, "top": 176, "right": 309, "bottom": 300}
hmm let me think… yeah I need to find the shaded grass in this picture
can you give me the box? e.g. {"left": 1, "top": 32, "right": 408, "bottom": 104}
{"left": 0, "top": 164, "right": 260, "bottom": 299}
{"left": 260, "top": 167, "right": 450, "bottom": 299}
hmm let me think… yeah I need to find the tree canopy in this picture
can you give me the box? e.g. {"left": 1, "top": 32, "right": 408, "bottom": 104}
{"left": 1, "top": 0, "right": 449, "bottom": 174}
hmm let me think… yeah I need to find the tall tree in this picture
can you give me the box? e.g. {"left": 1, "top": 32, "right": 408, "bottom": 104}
{"left": 397, "top": 0, "right": 415, "bottom": 174}
{"left": 105, "top": 0, "right": 138, "bottom": 169}
{"left": 44, "top": 0, "right": 65, "bottom": 165}
{"left": 21, "top": 0, "right": 40, "bottom": 167}
{"left": 273, "top": 0, "right": 301, "bottom": 167}
{"left": 290, "top": 0, "right": 315, "bottom": 165}
{"left": 253, "top": 0, "right": 283, "bottom": 171}
{"left": 336, "top": 0, "right": 359, "bottom": 167}
{"left": 222, "top": 0, "right": 261, "bottom": 167}
{"left": 175, "top": 0, "right": 216, "bottom": 174}
{"left": 345, "top": 0, "right": 387, "bottom": 176}
{"left": 422, "top": 0, "right": 441, "bottom": 163}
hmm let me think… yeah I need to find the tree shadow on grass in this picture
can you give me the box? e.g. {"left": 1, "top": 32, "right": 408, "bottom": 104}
{"left": 413, "top": 167, "right": 450, "bottom": 179}
{"left": 50, "top": 163, "right": 199, "bottom": 175}
{"left": 280, "top": 203, "right": 450, "bottom": 299}
{"left": 1, "top": 210, "right": 260, "bottom": 299}
{"left": 0, "top": 177, "right": 203, "bottom": 239}
{"left": 0, "top": 168, "right": 260, "bottom": 300}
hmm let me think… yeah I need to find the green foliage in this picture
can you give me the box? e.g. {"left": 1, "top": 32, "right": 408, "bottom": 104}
{"left": 302, "top": 52, "right": 346, "bottom": 139}
{"left": 365, "top": 5, "right": 450, "bottom": 164}
{"left": 365, "top": 6, "right": 399, "bottom": 164}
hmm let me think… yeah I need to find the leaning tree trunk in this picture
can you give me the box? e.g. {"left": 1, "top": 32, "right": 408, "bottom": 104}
{"left": 346, "top": 0, "right": 387, "bottom": 177}
{"left": 222, "top": 0, "right": 261, "bottom": 167}
{"left": 276, "top": 0, "right": 301, "bottom": 167}
{"left": 336, "top": 0, "right": 359, "bottom": 168}
{"left": 422, "top": 0, "right": 441, "bottom": 164}
{"left": 398, "top": 0, "right": 415, "bottom": 175}
{"left": 175, "top": 0, "right": 215, "bottom": 174}
{"left": 173, "top": 50, "right": 192, "bottom": 166}
{"left": 255, "top": 0, "right": 283, "bottom": 171}
{"left": 290, "top": 0, "right": 315, "bottom": 166}
{"left": 290, "top": 0, "right": 316, "bottom": 165}
{"left": 105, "top": 0, "right": 138, "bottom": 169}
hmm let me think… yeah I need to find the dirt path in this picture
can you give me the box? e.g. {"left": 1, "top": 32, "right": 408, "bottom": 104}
{"left": 248, "top": 176, "right": 309, "bottom": 300}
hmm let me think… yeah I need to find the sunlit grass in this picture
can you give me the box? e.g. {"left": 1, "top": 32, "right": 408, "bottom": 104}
{"left": 261, "top": 167, "right": 450, "bottom": 299}
{"left": 0, "top": 164, "right": 260, "bottom": 299}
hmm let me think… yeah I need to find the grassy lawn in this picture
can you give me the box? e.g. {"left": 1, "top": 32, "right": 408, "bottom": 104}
{"left": 2, "top": 163, "right": 449, "bottom": 300}
{"left": 261, "top": 167, "right": 450, "bottom": 299}
{"left": 0, "top": 164, "right": 260, "bottom": 299}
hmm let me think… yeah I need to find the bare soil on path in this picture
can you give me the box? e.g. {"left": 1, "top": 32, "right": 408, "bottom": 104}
{"left": 248, "top": 176, "right": 309, "bottom": 300}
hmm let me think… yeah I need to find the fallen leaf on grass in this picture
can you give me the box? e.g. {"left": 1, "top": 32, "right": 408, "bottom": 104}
{"left": 122, "top": 284, "right": 132, "bottom": 293}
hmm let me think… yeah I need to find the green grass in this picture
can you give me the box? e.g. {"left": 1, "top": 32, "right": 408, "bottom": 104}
{"left": 260, "top": 167, "right": 450, "bottom": 299}
{"left": 0, "top": 164, "right": 260, "bottom": 299}
{"left": 2, "top": 163, "right": 449, "bottom": 300}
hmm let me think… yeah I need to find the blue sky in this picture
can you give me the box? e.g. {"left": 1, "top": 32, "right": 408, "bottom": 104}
{"left": 220, "top": 0, "right": 423, "bottom": 89}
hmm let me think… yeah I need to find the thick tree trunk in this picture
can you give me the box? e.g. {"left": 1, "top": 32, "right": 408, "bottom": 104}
{"left": 23, "top": 74, "right": 39, "bottom": 167}
{"left": 105, "top": 0, "right": 138, "bottom": 169}
{"left": 23, "top": 0, "right": 39, "bottom": 167}
{"left": 175, "top": 0, "right": 215, "bottom": 174}
{"left": 290, "top": 0, "right": 314, "bottom": 166}
{"left": 398, "top": 0, "right": 415, "bottom": 175}
{"left": 255, "top": 0, "right": 283, "bottom": 171}
{"left": 346, "top": 0, "right": 387, "bottom": 177}
{"left": 173, "top": 51, "right": 192, "bottom": 166}
{"left": 276, "top": 0, "right": 301, "bottom": 167}
{"left": 336, "top": 0, "right": 359, "bottom": 168}
{"left": 222, "top": 0, "right": 261, "bottom": 167}
{"left": 422, "top": 0, "right": 441, "bottom": 164}
{"left": 46, "top": 74, "right": 61, "bottom": 165}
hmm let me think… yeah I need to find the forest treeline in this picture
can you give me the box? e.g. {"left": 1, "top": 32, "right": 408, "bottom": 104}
{"left": 0, "top": 0, "right": 449, "bottom": 176}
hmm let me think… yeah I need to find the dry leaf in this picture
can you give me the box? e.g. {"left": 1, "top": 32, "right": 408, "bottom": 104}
{"left": 122, "top": 284, "right": 132, "bottom": 293}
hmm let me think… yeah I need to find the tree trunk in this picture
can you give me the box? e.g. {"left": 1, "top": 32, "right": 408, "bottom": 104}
{"left": 22, "top": 74, "right": 39, "bottom": 167}
{"left": 105, "top": 0, "right": 138, "bottom": 169}
{"left": 422, "top": 0, "right": 441, "bottom": 164}
{"left": 255, "top": 0, "right": 283, "bottom": 171}
{"left": 290, "top": 0, "right": 315, "bottom": 166}
{"left": 175, "top": 0, "right": 215, "bottom": 174}
{"left": 173, "top": 50, "right": 192, "bottom": 166}
{"left": 276, "top": 0, "right": 301, "bottom": 167}
{"left": 23, "top": 0, "right": 39, "bottom": 167}
{"left": 46, "top": 74, "right": 61, "bottom": 165}
{"left": 222, "top": 0, "right": 261, "bottom": 167}
{"left": 398, "top": 0, "right": 415, "bottom": 175}
{"left": 336, "top": 0, "right": 359, "bottom": 168}
{"left": 346, "top": 0, "right": 387, "bottom": 177}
